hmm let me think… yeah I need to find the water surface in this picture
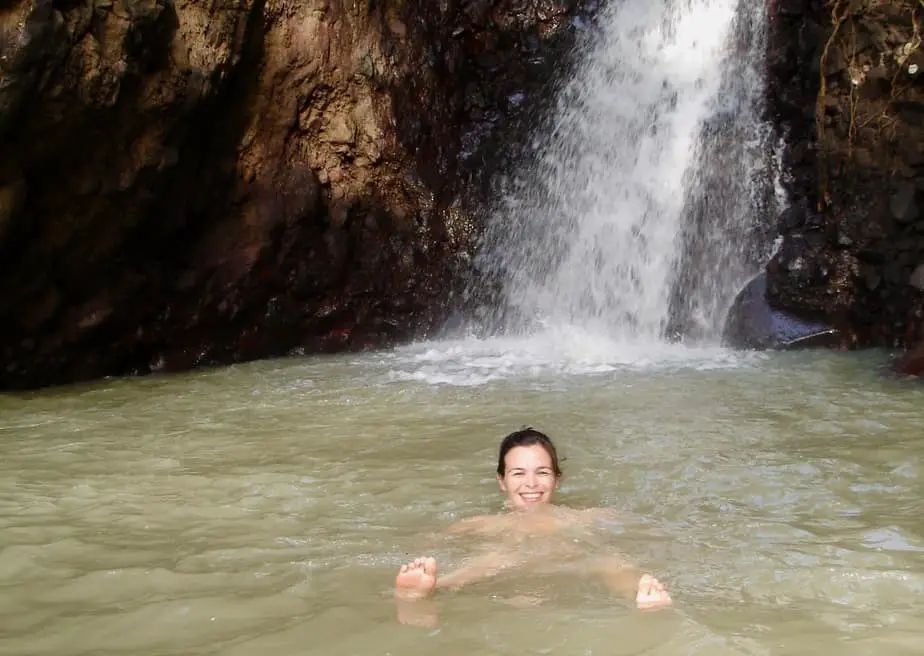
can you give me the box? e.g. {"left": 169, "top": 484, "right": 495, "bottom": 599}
{"left": 1, "top": 338, "right": 922, "bottom": 655}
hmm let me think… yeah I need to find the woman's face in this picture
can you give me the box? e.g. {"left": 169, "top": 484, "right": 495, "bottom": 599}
{"left": 497, "top": 444, "right": 559, "bottom": 509}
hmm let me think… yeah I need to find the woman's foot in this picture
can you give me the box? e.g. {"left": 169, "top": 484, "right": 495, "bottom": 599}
{"left": 395, "top": 556, "right": 438, "bottom": 600}
{"left": 635, "top": 574, "right": 672, "bottom": 610}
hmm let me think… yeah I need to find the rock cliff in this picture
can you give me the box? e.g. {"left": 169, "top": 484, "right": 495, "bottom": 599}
{"left": 0, "top": 0, "right": 584, "bottom": 388}
{"left": 7, "top": 0, "right": 924, "bottom": 389}
{"left": 766, "top": 0, "right": 924, "bottom": 354}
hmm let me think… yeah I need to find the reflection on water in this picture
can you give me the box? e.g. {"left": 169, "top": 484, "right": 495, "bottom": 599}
{"left": 1, "top": 336, "right": 923, "bottom": 655}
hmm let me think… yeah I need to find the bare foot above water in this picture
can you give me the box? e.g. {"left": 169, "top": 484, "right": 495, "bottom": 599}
{"left": 635, "top": 574, "right": 672, "bottom": 611}
{"left": 394, "top": 555, "right": 671, "bottom": 624}
{"left": 395, "top": 556, "right": 438, "bottom": 600}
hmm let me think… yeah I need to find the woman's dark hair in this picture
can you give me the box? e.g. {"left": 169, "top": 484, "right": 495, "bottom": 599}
{"left": 497, "top": 427, "right": 562, "bottom": 477}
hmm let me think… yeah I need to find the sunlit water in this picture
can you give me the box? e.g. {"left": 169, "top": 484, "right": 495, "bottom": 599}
{"left": 2, "top": 340, "right": 924, "bottom": 655}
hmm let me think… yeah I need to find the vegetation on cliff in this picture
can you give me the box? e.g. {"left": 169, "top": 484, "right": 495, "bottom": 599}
{"left": 767, "top": 0, "right": 924, "bottom": 353}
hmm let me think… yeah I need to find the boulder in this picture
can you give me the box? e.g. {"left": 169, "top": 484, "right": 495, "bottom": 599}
{"left": 722, "top": 272, "right": 840, "bottom": 350}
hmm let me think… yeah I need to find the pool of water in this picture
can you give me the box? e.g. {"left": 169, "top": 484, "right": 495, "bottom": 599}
{"left": 1, "top": 334, "right": 922, "bottom": 655}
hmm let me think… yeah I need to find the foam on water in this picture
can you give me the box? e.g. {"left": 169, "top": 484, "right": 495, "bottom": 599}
{"left": 373, "top": 327, "right": 765, "bottom": 387}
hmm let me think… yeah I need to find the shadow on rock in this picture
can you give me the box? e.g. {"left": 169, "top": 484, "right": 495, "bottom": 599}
{"left": 722, "top": 271, "right": 841, "bottom": 350}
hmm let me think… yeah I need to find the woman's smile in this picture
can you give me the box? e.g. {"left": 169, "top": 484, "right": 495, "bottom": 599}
{"left": 498, "top": 444, "right": 560, "bottom": 510}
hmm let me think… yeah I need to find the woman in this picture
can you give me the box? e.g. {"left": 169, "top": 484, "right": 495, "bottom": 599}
{"left": 394, "top": 428, "right": 673, "bottom": 612}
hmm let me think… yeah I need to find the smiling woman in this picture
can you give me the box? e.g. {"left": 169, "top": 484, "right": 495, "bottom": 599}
{"left": 496, "top": 428, "right": 562, "bottom": 507}
{"left": 393, "top": 428, "right": 673, "bottom": 623}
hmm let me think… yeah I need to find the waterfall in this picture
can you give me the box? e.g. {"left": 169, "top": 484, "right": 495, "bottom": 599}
{"left": 473, "top": 0, "right": 774, "bottom": 345}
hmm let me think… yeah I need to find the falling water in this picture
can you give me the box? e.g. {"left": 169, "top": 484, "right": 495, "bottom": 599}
{"left": 666, "top": 0, "right": 778, "bottom": 343}
{"left": 473, "top": 0, "right": 774, "bottom": 345}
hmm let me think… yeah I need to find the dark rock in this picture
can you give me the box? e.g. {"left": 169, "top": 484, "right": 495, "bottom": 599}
{"left": 909, "top": 263, "right": 924, "bottom": 290}
{"left": 776, "top": 205, "right": 807, "bottom": 233}
{"left": 895, "top": 341, "right": 924, "bottom": 376}
{"left": 766, "top": 0, "right": 924, "bottom": 354}
{"left": 890, "top": 183, "right": 919, "bottom": 223}
{"left": 723, "top": 272, "right": 841, "bottom": 350}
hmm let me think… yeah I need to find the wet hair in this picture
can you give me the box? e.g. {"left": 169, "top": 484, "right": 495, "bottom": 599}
{"left": 497, "top": 427, "right": 562, "bottom": 477}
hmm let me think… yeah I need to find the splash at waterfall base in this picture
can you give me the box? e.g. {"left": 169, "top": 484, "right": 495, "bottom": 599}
{"left": 763, "top": 0, "right": 924, "bottom": 373}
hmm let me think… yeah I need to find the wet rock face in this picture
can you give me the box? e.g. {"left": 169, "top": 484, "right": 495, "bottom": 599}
{"left": 0, "top": 0, "right": 586, "bottom": 389}
{"left": 765, "top": 0, "right": 924, "bottom": 349}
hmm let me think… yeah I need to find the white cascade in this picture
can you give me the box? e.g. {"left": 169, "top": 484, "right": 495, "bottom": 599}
{"left": 475, "top": 0, "right": 773, "bottom": 345}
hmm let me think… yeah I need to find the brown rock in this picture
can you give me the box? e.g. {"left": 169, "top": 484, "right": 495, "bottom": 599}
{"left": 0, "top": 0, "right": 590, "bottom": 389}
{"left": 895, "top": 341, "right": 924, "bottom": 376}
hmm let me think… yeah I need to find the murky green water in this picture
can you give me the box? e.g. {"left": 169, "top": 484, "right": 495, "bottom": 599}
{"left": 1, "top": 336, "right": 923, "bottom": 655}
